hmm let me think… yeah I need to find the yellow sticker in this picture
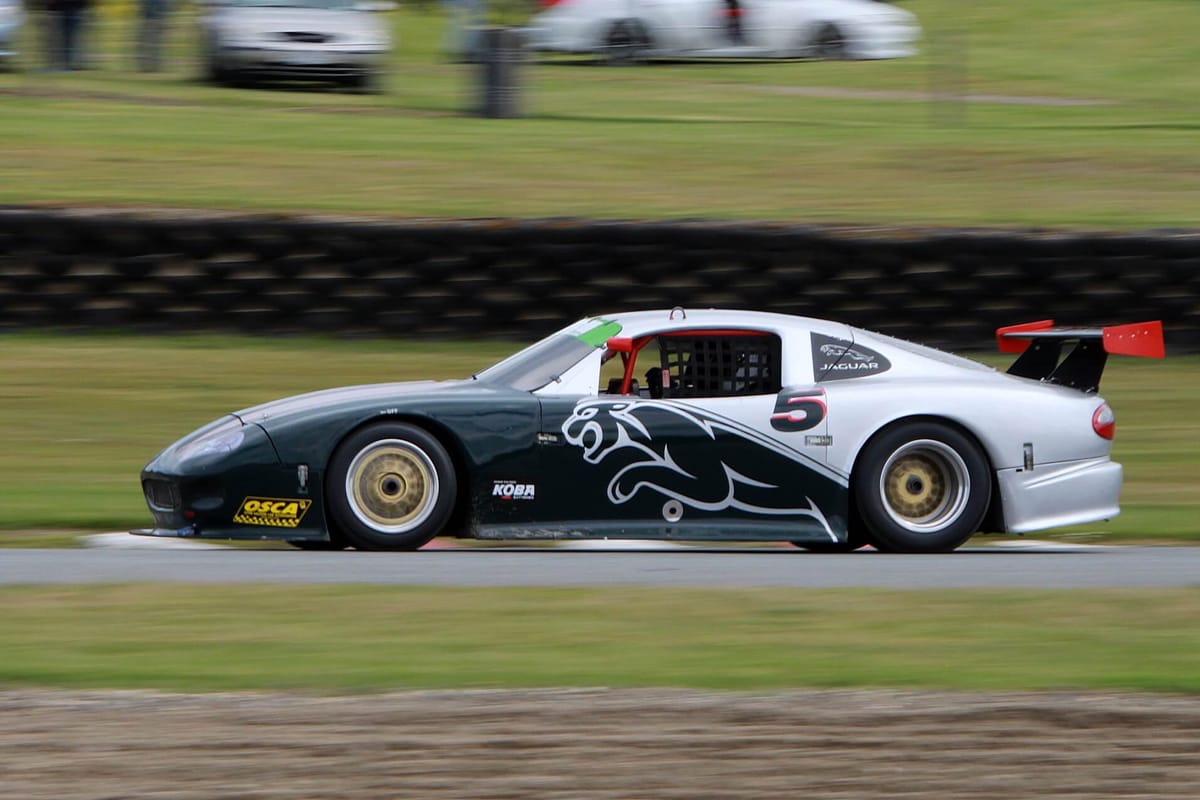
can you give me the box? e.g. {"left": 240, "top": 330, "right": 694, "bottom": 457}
{"left": 234, "top": 497, "right": 312, "bottom": 528}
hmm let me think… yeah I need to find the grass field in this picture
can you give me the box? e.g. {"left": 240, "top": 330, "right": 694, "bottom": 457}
{"left": 0, "top": 333, "right": 1196, "bottom": 540}
{"left": 1, "top": 585, "right": 1198, "bottom": 692}
{"left": 1, "top": 1, "right": 1198, "bottom": 226}
{"left": 3, "top": 3, "right": 1197, "bottom": 703}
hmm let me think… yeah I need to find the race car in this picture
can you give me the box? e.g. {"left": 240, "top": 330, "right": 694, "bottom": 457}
{"left": 135, "top": 309, "right": 1164, "bottom": 553}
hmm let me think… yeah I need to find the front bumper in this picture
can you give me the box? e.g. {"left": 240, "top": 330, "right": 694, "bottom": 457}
{"left": 997, "top": 456, "right": 1122, "bottom": 534}
{"left": 218, "top": 46, "right": 386, "bottom": 79}
{"left": 137, "top": 417, "right": 327, "bottom": 541}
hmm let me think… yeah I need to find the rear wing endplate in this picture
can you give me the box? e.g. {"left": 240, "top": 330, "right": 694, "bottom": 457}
{"left": 996, "top": 320, "right": 1164, "bottom": 393}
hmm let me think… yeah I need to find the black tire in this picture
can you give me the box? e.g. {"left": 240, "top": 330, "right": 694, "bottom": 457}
{"left": 792, "top": 534, "right": 866, "bottom": 553}
{"left": 202, "top": 43, "right": 227, "bottom": 84}
{"left": 346, "top": 69, "right": 385, "bottom": 95}
{"left": 325, "top": 422, "right": 457, "bottom": 551}
{"left": 288, "top": 538, "right": 350, "bottom": 551}
{"left": 600, "top": 20, "right": 646, "bottom": 65}
{"left": 853, "top": 421, "right": 990, "bottom": 553}
{"left": 812, "top": 23, "right": 849, "bottom": 60}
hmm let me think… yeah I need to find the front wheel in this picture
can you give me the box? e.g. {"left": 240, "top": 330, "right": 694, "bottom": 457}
{"left": 600, "top": 20, "right": 647, "bottom": 65}
{"left": 853, "top": 422, "right": 990, "bottom": 553}
{"left": 326, "top": 422, "right": 457, "bottom": 551}
{"left": 288, "top": 538, "right": 349, "bottom": 551}
{"left": 812, "top": 23, "right": 849, "bottom": 60}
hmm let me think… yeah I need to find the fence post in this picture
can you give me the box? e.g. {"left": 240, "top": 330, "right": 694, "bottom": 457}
{"left": 476, "top": 27, "right": 524, "bottom": 118}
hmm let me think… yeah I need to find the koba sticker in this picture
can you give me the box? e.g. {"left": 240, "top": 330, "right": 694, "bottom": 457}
{"left": 492, "top": 481, "right": 536, "bottom": 501}
{"left": 234, "top": 496, "right": 313, "bottom": 528}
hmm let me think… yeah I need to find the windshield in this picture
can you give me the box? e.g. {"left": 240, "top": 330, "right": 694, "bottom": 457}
{"left": 475, "top": 318, "right": 622, "bottom": 392}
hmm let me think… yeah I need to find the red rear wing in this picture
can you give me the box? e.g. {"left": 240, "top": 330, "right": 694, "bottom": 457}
{"left": 996, "top": 320, "right": 1164, "bottom": 393}
{"left": 996, "top": 320, "right": 1165, "bottom": 358}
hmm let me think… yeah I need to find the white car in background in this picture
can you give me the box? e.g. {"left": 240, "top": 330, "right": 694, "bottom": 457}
{"left": 528, "top": 0, "right": 919, "bottom": 63}
{"left": 199, "top": 0, "right": 393, "bottom": 91}
{"left": 0, "top": 0, "right": 21, "bottom": 70}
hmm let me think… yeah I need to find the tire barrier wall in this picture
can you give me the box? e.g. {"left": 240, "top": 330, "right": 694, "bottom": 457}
{"left": 1, "top": 208, "right": 1198, "bottom": 351}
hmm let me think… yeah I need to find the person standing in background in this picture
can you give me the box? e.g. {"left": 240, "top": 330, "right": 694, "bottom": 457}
{"left": 47, "top": 0, "right": 89, "bottom": 69}
{"left": 136, "top": 0, "right": 168, "bottom": 71}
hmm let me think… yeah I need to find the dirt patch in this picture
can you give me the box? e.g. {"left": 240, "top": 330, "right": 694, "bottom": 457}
{"left": 4, "top": 689, "right": 1198, "bottom": 799}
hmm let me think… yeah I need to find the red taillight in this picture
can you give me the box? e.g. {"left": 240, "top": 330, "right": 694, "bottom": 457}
{"left": 1092, "top": 403, "right": 1116, "bottom": 440}
{"left": 540, "top": 0, "right": 565, "bottom": 6}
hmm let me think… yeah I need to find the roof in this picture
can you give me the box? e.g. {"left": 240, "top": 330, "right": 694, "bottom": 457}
{"left": 599, "top": 308, "right": 850, "bottom": 338}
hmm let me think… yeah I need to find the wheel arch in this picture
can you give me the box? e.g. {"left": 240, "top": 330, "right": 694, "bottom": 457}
{"left": 321, "top": 413, "right": 474, "bottom": 538}
{"left": 806, "top": 19, "right": 857, "bottom": 59}
{"left": 848, "top": 414, "right": 1003, "bottom": 537}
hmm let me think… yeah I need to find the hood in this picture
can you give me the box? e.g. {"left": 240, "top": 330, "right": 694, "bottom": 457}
{"left": 234, "top": 379, "right": 465, "bottom": 426}
{"left": 212, "top": 7, "right": 386, "bottom": 43}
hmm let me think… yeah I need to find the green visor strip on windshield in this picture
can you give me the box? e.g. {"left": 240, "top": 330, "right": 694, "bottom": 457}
{"left": 576, "top": 320, "right": 622, "bottom": 348}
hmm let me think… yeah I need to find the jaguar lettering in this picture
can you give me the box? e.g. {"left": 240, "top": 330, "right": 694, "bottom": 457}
{"left": 812, "top": 333, "right": 891, "bottom": 381}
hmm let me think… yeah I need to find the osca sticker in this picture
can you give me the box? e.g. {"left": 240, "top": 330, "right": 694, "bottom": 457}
{"left": 492, "top": 481, "right": 536, "bottom": 501}
{"left": 234, "top": 496, "right": 313, "bottom": 528}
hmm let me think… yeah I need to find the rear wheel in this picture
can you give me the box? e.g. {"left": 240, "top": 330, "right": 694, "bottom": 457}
{"left": 791, "top": 530, "right": 867, "bottom": 552}
{"left": 326, "top": 422, "right": 457, "bottom": 551}
{"left": 853, "top": 422, "right": 990, "bottom": 553}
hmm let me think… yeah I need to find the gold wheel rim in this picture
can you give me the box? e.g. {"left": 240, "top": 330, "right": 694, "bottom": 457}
{"left": 884, "top": 454, "right": 946, "bottom": 519}
{"left": 878, "top": 439, "right": 970, "bottom": 533}
{"left": 345, "top": 440, "right": 438, "bottom": 533}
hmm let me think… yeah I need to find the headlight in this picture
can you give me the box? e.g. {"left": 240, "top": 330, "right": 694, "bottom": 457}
{"left": 178, "top": 428, "right": 246, "bottom": 462}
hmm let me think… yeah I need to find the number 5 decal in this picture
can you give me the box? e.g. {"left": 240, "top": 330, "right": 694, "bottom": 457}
{"left": 770, "top": 388, "right": 827, "bottom": 432}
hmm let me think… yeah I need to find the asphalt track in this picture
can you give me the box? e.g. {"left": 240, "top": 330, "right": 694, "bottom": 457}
{"left": 3, "top": 544, "right": 1199, "bottom": 588}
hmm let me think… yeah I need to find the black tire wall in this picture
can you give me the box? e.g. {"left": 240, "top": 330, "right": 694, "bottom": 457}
{"left": 1, "top": 208, "right": 1197, "bottom": 350}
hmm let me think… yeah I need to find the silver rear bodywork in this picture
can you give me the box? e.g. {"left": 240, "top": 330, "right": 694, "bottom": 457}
{"left": 542, "top": 309, "right": 1146, "bottom": 537}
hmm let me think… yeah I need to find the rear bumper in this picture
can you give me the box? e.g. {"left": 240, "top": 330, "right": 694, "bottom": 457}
{"left": 997, "top": 457, "right": 1122, "bottom": 534}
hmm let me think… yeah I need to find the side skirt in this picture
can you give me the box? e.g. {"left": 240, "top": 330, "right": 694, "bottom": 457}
{"left": 472, "top": 518, "right": 845, "bottom": 544}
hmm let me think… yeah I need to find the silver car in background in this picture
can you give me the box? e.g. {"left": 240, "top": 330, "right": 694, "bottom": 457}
{"left": 528, "top": 0, "right": 919, "bottom": 63}
{"left": 199, "top": 0, "right": 393, "bottom": 91}
{"left": 0, "top": 0, "right": 20, "bottom": 69}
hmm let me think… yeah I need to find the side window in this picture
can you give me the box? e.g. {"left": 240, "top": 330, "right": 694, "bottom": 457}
{"left": 598, "top": 330, "right": 782, "bottom": 399}
{"left": 658, "top": 333, "right": 781, "bottom": 398}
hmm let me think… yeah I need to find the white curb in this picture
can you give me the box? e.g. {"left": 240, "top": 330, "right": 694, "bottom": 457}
{"left": 84, "top": 533, "right": 229, "bottom": 550}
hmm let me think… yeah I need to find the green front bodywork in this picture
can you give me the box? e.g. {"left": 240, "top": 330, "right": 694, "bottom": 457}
{"left": 139, "top": 379, "right": 547, "bottom": 542}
